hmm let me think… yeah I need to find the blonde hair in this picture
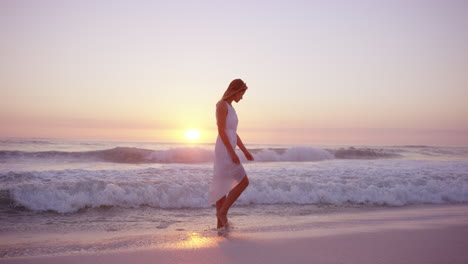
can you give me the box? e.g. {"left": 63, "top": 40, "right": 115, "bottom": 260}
{"left": 218, "top": 79, "right": 248, "bottom": 105}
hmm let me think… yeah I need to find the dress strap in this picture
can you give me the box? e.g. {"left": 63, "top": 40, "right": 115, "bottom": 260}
{"left": 216, "top": 100, "right": 232, "bottom": 112}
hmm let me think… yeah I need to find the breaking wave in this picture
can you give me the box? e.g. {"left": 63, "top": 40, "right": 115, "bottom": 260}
{"left": 0, "top": 147, "right": 214, "bottom": 164}
{"left": 330, "top": 147, "right": 402, "bottom": 159}
{"left": 0, "top": 146, "right": 403, "bottom": 164}
{"left": 1, "top": 159, "right": 467, "bottom": 213}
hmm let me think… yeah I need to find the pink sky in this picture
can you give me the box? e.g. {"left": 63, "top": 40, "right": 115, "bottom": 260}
{"left": 1, "top": 0, "right": 467, "bottom": 146}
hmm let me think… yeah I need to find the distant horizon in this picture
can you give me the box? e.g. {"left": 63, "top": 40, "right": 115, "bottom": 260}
{"left": 1, "top": 134, "right": 467, "bottom": 148}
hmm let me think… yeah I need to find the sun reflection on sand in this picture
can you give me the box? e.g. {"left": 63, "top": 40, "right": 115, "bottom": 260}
{"left": 168, "top": 232, "right": 223, "bottom": 249}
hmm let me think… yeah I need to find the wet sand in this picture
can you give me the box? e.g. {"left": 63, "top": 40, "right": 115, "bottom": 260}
{"left": 2, "top": 205, "right": 468, "bottom": 264}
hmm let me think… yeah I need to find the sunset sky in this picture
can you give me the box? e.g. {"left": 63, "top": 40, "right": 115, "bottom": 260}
{"left": 1, "top": 0, "right": 467, "bottom": 146}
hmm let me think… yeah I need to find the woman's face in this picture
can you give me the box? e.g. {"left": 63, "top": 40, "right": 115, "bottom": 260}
{"left": 233, "top": 89, "right": 246, "bottom": 103}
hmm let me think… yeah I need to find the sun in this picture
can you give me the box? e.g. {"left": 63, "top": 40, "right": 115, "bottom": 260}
{"left": 184, "top": 129, "right": 201, "bottom": 141}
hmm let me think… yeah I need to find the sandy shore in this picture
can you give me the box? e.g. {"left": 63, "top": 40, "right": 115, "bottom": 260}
{"left": 2, "top": 205, "right": 468, "bottom": 264}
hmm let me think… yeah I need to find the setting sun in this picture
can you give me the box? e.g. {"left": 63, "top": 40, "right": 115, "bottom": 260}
{"left": 184, "top": 129, "right": 201, "bottom": 141}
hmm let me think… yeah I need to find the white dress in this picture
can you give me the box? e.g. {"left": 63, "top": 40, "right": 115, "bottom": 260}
{"left": 208, "top": 101, "right": 247, "bottom": 205}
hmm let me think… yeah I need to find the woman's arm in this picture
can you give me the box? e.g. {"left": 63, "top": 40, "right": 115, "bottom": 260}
{"left": 237, "top": 134, "right": 254, "bottom": 161}
{"left": 217, "top": 102, "right": 240, "bottom": 164}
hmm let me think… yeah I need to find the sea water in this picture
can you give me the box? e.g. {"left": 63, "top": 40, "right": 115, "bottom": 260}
{"left": 1, "top": 139, "right": 467, "bottom": 257}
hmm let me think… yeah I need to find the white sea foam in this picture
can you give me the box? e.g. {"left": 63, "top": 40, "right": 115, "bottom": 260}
{"left": 145, "top": 147, "right": 214, "bottom": 163}
{"left": 249, "top": 147, "right": 334, "bottom": 162}
{"left": 4, "top": 167, "right": 210, "bottom": 213}
{"left": 2, "top": 159, "right": 467, "bottom": 213}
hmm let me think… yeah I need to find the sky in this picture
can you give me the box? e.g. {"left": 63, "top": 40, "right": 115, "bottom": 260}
{"left": 1, "top": 0, "right": 467, "bottom": 146}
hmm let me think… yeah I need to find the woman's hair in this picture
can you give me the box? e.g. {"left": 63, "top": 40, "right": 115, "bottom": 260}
{"left": 218, "top": 79, "right": 248, "bottom": 104}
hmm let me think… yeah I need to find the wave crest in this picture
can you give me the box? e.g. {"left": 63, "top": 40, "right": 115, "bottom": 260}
{"left": 331, "top": 147, "right": 401, "bottom": 159}
{"left": 0, "top": 146, "right": 404, "bottom": 164}
{"left": 252, "top": 147, "right": 334, "bottom": 162}
{"left": 0, "top": 147, "right": 215, "bottom": 164}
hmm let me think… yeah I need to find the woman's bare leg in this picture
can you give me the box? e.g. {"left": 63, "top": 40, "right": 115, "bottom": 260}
{"left": 216, "top": 196, "right": 226, "bottom": 228}
{"left": 217, "top": 176, "right": 249, "bottom": 228}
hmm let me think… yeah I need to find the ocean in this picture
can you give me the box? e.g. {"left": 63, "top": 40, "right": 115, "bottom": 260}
{"left": 1, "top": 139, "right": 468, "bottom": 258}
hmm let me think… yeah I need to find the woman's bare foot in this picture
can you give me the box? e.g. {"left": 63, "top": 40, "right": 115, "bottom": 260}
{"left": 216, "top": 196, "right": 227, "bottom": 229}
{"left": 217, "top": 216, "right": 224, "bottom": 229}
{"left": 216, "top": 207, "right": 224, "bottom": 229}
{"left": 216, "top": 212, "right": 229, "bottom": 229}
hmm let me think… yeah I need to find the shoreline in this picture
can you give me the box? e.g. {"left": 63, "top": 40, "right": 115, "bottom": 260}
{"left": 2, "top": 204, "right": 468, "bottom": 264}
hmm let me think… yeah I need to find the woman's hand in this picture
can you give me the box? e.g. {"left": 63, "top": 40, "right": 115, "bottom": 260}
{"left": 231, "top": 153, "right": 241, "bottom": 164}
{"left": 244, "top": 151, "right": 254, "bottom": 161}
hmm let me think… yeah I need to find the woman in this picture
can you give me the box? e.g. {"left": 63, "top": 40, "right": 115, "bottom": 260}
{"left": 208, "top": 79, "right": 254, "bottom": 229}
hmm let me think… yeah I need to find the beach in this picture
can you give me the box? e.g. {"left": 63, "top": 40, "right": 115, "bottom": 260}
{"left": 1, "top": 139, "right": 468, "bottom": 263}
{"left": 2, "top": 205, "right": 468, "bottom": 264}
